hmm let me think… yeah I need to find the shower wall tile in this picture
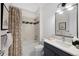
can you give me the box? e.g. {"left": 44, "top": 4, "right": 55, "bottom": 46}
{"left": 34, "top": 17, "right": 40, "bottom": 42}
{"left": 21, "top": 17, "right": 35, "bottom": 56}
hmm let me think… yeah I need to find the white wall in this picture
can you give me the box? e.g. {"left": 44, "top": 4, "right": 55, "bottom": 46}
{"left": 22, "top": 9, "right": 38, "bottom": 19}
{"left": 40, "top": 3, "right": 58, "bottom": 40}
{"left": 0, "top": 4, "right": 1, "bottom": 50}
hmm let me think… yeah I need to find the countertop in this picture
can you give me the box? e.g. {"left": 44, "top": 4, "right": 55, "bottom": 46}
{"left": 44, "top": 38, "right": 79, "bottom": 56}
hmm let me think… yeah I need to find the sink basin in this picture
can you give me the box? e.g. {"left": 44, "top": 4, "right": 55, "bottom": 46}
{"left": 51, "top": 40, "right": 72, "bottom": 48}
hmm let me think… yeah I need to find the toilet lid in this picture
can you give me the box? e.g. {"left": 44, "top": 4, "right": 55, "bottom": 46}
{"left": 35, "top": 44, "right": 44, "bottom": 49}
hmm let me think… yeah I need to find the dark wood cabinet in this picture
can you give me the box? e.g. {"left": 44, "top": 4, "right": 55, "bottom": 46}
{"left": 44, "top": 42, "right": 72, "bottom": 56}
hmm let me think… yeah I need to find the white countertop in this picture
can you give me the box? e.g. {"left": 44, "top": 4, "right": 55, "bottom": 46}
{"left": 44, "top": 38, "right": 79, "bottom": 56}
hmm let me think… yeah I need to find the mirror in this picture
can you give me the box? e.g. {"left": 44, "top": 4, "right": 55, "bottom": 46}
{"left": 55, "top": 4, "right": 78, "bottom": 38}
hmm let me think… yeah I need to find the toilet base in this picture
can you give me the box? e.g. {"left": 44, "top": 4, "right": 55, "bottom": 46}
{"left": 34, "top": 44, "right": 44, "bottom": 56}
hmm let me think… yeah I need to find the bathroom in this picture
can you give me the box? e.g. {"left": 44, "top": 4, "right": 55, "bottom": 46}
{"left": 0, "top": 3, "right": 79, "bottom": 56}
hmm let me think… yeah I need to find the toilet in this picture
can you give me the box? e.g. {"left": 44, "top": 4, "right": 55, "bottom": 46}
{"left": 34, "top": 44, "right": 44, "bottom": 56}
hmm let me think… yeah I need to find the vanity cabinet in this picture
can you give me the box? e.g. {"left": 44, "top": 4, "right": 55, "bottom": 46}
{"left": 44, "top": 42, "right": 72, "bottom": 56}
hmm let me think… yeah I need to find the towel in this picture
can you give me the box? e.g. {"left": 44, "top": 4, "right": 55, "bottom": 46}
{"left": 5, "top": 33, "right": 13, "bottom": 49}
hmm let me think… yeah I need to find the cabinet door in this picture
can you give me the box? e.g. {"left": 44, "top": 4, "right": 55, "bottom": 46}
{"left": 44, "top": 42, "right": 72, "bottom": 56}
{"left": 44, "top": 47, "right": 56, "bottom": 56}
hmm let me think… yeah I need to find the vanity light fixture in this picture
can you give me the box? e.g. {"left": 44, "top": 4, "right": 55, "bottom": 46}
{"left": 58, "top": 11, "right": 63, "bottom": 14}
{"left": 66, "top": 5, "right": 74, "bottom": 11}
{"left": 67, "top": 6, "right": 74, "bottom": 11}
{"left": 56, "top": 9, "right": 63, "bottom": 14}
{"left": 56, "top": 9, "right": 61, "bottom": 13}
{"left": 65, "top": 5, "right": 72, "bottom": 8}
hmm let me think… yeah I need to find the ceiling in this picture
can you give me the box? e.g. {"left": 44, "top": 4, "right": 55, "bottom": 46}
{"left": 5, "top": 3, "right": 58, "bottom": 19}
{"left": 10, "top": 3, "right": 46, "bottom": 13}
{"left": 5, "top": 3, "right": 58, "bottom": 13}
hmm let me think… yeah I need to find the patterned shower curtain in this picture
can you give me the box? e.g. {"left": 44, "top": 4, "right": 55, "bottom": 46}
{"left": 8, "top": 6, "right": 21, "bottom": 56}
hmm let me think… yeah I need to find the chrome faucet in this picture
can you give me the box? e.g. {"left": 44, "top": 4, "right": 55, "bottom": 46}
{"left": 62, "top": 36, "right": 65, "bottom": 42}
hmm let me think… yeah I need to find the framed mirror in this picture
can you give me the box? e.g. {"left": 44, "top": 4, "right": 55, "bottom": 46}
{"left": 55, "top": 4, "right": 78, "bottom": 38}
{"left": 1, "top": 3, "right": 8, "bottom": 30}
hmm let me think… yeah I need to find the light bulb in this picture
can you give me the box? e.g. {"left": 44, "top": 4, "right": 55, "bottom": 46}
{"left": 56, "top": 9, "right": 63, "bottom": 14}
{"left": 56, "top": 9, "right": 61, "bottom": 13}
{"left": 58, "top": 11, "right": 63, "bottom": 14}
{"left": 66, "top": 5, "right": 72, "bottom": 8}
{"left": 67, "top": 7, "right": 74, "bottom": 11}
